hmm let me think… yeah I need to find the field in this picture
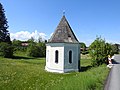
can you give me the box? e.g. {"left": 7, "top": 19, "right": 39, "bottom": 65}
{"left": 0, "top": 52, "right": 109, "bottom": 90}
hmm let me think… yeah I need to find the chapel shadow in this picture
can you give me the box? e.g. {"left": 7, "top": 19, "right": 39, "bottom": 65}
{"left": 80, "top": 66, "right": 92, "bottom": 72}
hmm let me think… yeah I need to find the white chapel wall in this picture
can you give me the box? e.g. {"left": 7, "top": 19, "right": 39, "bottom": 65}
{"left": 46, "top": 43, "right": 64, "bottom": 72}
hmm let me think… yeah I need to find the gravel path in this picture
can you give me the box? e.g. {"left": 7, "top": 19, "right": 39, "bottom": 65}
{"left": 104, "top": 55, "right": 120, "bottom": 90}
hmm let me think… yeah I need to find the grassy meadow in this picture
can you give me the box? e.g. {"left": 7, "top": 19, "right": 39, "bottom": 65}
{"left": 0, "top": 52, "right": 109, "bottom": 90}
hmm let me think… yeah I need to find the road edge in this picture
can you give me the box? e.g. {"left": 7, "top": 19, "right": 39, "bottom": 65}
{"left": 104, "top": 67, "right": 113, "bottom": 90}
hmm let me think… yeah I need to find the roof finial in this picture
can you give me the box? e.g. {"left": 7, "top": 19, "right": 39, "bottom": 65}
{"left": 63, "top": 10, "right": 65, "bottom": 16}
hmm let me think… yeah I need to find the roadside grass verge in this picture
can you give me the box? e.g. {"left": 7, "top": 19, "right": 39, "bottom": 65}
{"left": 0, "top": 54, "right": 109, "bottom": 90}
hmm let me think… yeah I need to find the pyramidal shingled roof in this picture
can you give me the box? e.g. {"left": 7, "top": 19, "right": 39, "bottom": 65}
{"left": 48, "top": 15, "right": 79, "bottom": 43}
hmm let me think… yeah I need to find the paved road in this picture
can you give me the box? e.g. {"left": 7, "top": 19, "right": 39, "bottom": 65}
{"left": 104, "top": 55, "right": 120, "bottom": 90}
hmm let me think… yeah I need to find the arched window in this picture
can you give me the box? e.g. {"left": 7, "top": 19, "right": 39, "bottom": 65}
{"left": 55, "top": 50, "right": 59, "bottom": 63}
{"left": 69, "top": 50, "right": 72, "bottom": 63}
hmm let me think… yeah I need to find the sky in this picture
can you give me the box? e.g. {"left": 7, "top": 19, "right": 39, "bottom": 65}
{"left": 1, "top": 0, "right": 120, "bottom": 46}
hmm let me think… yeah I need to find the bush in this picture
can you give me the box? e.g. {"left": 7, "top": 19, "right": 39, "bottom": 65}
{"left": 12, "top": 39, "right": 28, "bottom": 52}
{"left": 27, "top": 44, "right": 40, "bottom": 57}
{"left": 0, "top": 42, "right": 14, "bottom": 58}
{"left": 80, "top": 42, "right": 88, "bottom": 55}
{"left": 89, "top": 37, "right": 113, "bottom": 66}
{"left": 111, "top": 44, "right": 119, "bottom": 54}
{"left": 27, "top": 42, "right": 46, "bottom": 57}
{"left": 37, "top": 43, "right": 46, "bottom": 57}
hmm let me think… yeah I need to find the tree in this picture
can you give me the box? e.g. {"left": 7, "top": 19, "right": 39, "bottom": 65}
{"left": 27, "top": 42, "right": 46, "bottom": 57}
{"left": 89, "top": 37, "right": 113, "bottom": 66}
{"left": 27, "top": 37, "right": 35, "bottom": 43}
{"left": 12, "top": 39, "right": 22, "bottom": 51}
{"left": 112, "top": 44, "right": 119, "bottom": 54}
{"left": 0, "top": 3, "right": 10, "bottom": 43}
{"left": 80, "top": 42, "right": 86, "bottom": 49}
{"left": 37, "top": 42, "right": 46, "bottom": 57}
{"left": 0, "top": 3, "right": 13, "bottom": 58}
{"left": 27, "top": 43, "right": 40, "bottom": 57}
{"left": 80, "top": 42, "right": 87, "bottom": 54}
{"left": 0, "top": 42, "right": 13, "bottom": 58}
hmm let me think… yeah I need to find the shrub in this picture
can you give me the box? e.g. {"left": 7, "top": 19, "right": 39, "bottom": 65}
{"left": 27, "top": 42, "right": 46, "bottom": 57}
{"left": 12, "top": 39, "right": 28, "bottom": 52}
{"left": 89, "top": 37, "right": 113, "bottom": 66}
{"left": 37, "top": 42, "right": 46, "bottom": 57}
{"left": 0, "top": 42, "right": 14, "bottom": 58}
{"left": 111, "top": 44, "right": 119, "bottom": 54}
{"left": 80, "top": 42, "right": 88, "bottom": 55}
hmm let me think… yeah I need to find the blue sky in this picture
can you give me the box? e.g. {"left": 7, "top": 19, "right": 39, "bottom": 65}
{"left": 1, "top": 0, "right": 120, "bottom": 46}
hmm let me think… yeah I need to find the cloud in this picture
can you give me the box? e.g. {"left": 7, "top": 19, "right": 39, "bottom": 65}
{"left": 10, "top": 30, "right": 47, "bottom": 41}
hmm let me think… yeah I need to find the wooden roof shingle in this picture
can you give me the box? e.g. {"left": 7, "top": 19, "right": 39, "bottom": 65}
{"left": 48, "top": 15, "right": 79, "bottom": 43}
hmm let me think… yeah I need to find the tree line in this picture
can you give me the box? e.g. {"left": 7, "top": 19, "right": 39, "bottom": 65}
{"left": 12, "top": 38, "right": 46, "bottom": 57}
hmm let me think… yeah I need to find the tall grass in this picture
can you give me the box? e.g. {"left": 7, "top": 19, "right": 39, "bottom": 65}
{"left": 0, "top": 54, "right": 109, "bottom": 90}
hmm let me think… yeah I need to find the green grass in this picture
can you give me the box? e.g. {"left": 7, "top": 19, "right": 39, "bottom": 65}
{"left": 0, "top": 53, "right": 109, "bottom": 90}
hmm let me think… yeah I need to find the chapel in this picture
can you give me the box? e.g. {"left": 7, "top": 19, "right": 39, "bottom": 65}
{"left": 45, "top": 15, "right": 80, "bottom": 73}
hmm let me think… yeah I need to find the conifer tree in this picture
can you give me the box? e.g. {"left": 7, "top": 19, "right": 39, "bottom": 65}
{"left": 0, "top": 3, "right": 13, "bottom": 58}
{"left": 0, "top": 3, "right": 10, "bottom": 43}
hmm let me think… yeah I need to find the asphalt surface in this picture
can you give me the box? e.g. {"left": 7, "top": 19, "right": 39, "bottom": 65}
{"left": 104, "top": 55, "right": 120, "bottom": 90}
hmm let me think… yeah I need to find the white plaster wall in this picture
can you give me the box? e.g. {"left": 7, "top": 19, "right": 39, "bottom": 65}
{"left": 45, "top": 43, "right": 64, "bottom": 73}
